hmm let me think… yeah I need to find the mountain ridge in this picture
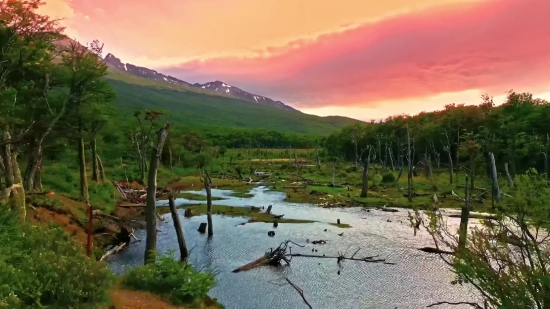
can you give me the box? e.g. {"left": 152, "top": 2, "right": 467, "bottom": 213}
{"left": 104, "top": 53, "right": 298, "bottom": 112}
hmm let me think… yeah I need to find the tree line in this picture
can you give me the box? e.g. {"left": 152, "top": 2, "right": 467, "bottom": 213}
{"left": 325, "top": 92, "right": 550, "bottom": 187}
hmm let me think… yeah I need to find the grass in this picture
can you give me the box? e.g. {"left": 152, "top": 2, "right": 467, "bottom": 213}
{"left": 165, "top": 204, "right": 315, "bottom": 224}
{"left": 228, "top": 192, "right": 254, "bottom": 198}
{"left": 247, "top": 160, "right": 502, "bottom": 212}
{"left": 174, "top": 192, "right": 226, "bottom": 201}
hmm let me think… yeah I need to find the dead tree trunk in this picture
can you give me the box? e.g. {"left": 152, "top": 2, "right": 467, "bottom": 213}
{"left": 77, "top": 136, "right": 89, "bottom": 203}
{"left": 504, "top": 162, "right": 514, "bottom": 189}
{"left": 469, "top": 157, "right": 475, "bottom": 192}
{"left": 443, "top": 130, "right": 454, "bottom": 184}
{"left": 168, "top": 195, "right": 188, "bottom": 261}
{"left": 144, "top": 123, "right": 169, "bottom": 265}
{"left": 489, "top": 152, "right": 501, "bottom": 207}
{"left": 169, "top": 147, "right": 173, "bottom": 177}
{"left": 458, "top": 175, "right": 470, "bottom": 250}
{"left": 396, "top": 140, "right": 404, "bottom": 182}
{"left": 204, "top": 170, "right": 213, "bottom": 237}
{"left": 91, "top": 137, "right": 99, "bottom": 183}
{"left": 360, "top": 147, "right": 372, "bottom": 198}
{"left": 23, "top": 108, "right": 64, "bottom": 191}
{"left": 544, "top": 134, "right": 549, "bottom": 180}
{"left": 387, "top": 143, "right": 395, "bottom": 172}
{"left": 406, "top": 126, "right": 413, "bottom": 202}
{"left": 331, "top": 162, "right": 335, "bottom": 186}
{"left": 97, "top": 155, "right": 105, "bottom": 182}
{"left": 315, "top": 148, "right": 321, "bottom": 170}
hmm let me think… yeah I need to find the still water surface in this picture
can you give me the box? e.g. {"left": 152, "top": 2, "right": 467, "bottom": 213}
{"left": 108, "top": 186, "right": 479, "bottom": 309}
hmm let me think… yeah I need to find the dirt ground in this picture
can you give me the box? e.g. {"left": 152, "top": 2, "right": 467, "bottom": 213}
{"left": 110, "top": 289, "right": 221, "bottom": 309}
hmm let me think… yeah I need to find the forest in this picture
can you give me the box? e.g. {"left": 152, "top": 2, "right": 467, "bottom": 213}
{"left": 1, "top": 1, "right": 549, "bottom": 309}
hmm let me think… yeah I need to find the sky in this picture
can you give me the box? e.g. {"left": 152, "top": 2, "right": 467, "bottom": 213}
{"left": 40, "top": 0, "right": 550, "bottom": 121}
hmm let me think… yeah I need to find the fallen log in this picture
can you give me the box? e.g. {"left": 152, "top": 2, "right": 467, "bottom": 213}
{"left": 232, "top": 240, "right": 394, "bottom": 273}
{"left": 418, "top": 247, "right": 455, "bottom": 255}
{"left": 100, "top": 243, "right": 127, "bottom": 261}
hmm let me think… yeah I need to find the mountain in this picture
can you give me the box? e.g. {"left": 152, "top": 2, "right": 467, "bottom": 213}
{"left": 192, "top": 81, "right": 298, "bottom": 112}
{"left": 105, "top": 72, "right": 362, "bottom": 135}
{"left": 104, "top": 53, "right": 194, "bottom": 88}
{"left": 104, "top": 53, "right": 298, "bottom": 112}
{"left": 53, "top": 38, "right": 363, "bottom": 135}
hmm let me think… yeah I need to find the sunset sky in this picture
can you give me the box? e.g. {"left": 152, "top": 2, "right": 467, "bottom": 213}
{"left": 41, "top": 0, "right": 550, "bottom": 121}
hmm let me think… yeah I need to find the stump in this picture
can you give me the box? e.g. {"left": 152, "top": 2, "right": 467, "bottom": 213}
{"left": 337, "top": 219, "right": 341, "bottom": 225}
{"left": 184, "top": 208, "right": 193, "bottom": 217}
{"left": 266, "top": 205, "right": 273, "bottom": 215}
{"left": 198, "top": 222, "right": 207, "bottom": 233}
{"left": 268, "top": 231, "right": 275, "bottom": 237}
{"left": 273, "top": 221, "right": 278, "bottom": 228}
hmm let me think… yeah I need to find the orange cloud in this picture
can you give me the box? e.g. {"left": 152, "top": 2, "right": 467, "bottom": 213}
{"left": 41, "top": 0, "right": 550, "bottom": 118}
{"left": 157, "top": 0, "right": 550, "bottom": 109}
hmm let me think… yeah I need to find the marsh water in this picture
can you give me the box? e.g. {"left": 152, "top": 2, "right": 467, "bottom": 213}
{"left": 108, "top": 186, "right": 480, "bottom": 309}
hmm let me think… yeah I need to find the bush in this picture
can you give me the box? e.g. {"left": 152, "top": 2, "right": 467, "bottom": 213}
{"left": 0, "top": 204, "right": 114, "bottom": 309}
{"left": 381, "top": 172, "right": 396, "bottom": 183}
{"left": 123, "top": 251, "right": 216, "bottom": 305}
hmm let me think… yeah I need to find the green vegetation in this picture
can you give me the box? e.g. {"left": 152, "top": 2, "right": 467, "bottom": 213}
{"left": 169, "top": 204, "right": 315, "bottom": 224}
{"left": 2, "top": 1, "right": 550, "bottom": 308}
{"left": 173, "top": 192, "right": 226, "bottom": 201}
{"left": 228, "top": 191, "right": 254, "bottom": 198}
{"left": 106, "top": 73, "right": 361, "bottom": 137}
{"left": 411, "top": 171, "right": 550, "bottom": 308}
{"left": 122, "top": 252, "right": 217, "bottom": 307}
{"left": 0, "top": 204, "right": 114, "bottom": 309}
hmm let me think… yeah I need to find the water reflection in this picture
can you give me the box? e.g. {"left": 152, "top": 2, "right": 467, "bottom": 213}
{"left": 111, "top": 186, "right": 479, "bottom": 309}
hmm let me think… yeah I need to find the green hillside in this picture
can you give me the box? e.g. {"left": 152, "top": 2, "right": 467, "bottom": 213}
{"left": 105, "top": 68, "right": 362, "bottom": 135}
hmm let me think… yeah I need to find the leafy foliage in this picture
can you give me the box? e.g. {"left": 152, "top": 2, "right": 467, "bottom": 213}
{"left": 123, "top": 251, "right": 216, "bottom": 306}
{"left": 410, "top": 171, "right": 550, "bottom": 308}
{"left": 0, "top": 204, "right": 114, "bottom": 309}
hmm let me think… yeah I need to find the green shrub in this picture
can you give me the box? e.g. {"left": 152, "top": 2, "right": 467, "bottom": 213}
{"left": 123, "top": 251, "right": 216, "bottom": 305}
{"left": 381, "top": 172, "right": 396, "bottom": 183}
{"left": 0, "top": 204, "right": 114, "bottom": 308}
{"left": 89, "top": 182, "right": 117, "bottom": 212}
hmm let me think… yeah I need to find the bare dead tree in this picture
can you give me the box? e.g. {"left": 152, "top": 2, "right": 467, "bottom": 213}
{"left": 488, "top": 152, "right": 501, "bottom": 207}
{"left": 360, "top": 145, "right": 373, "bottom": 198}
{"left": 387, "top": 142, "right": 395, "bottom": 172}
{"left": 374, "top": 133, "right": 385, "bottom": 171}
{"left": 204, "top": 169, "right": 213, "bottom": 237}
{"left": 504, "top": 162, "right": 514, "bottom": 189}
{"left": 144, "top": 122, "right": 169, "bottom": 265}
{"left": 168, "top": 195, "right": 188, "bottom": 261}
{"left": 406, "top": 125, "right": 414, "bottom": 202}
{"left": 458, "top": 174, "right": 470, "bottom": 249}
{"left": 396, "top": 139, "right": 405, "bottom": 182}
{"left": 350, "top": 126, "right": 365, "bottom": 166}
{"left": 442, "top": 129, "right": 454, "bottom": 184}
{"left": 129, "top": 110, "right": 164, "bottom": 184}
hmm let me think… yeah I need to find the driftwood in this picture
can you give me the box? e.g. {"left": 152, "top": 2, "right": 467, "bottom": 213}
{"left": 418, "top": 247, "right": 455, "bottom": 255}
{"left": 168, "top": 196, "right": 188, "bottom": 261}
{"left": 232, "top": 240, "right": 394, "bottom": 273}
{"left": 100, "top": 243, "right": 127, "bottom": 261}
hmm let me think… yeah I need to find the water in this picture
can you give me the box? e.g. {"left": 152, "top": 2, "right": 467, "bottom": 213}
{"left": 109, "top": 186, "right": 480, "bottom": 309}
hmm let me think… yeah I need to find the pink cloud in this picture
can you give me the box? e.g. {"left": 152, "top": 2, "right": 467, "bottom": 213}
{"left": 159, "top": 0, "right": 550, "bottom": 108}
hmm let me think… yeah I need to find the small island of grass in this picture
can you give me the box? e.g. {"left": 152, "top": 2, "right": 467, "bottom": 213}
{"left": 181, "top": 204, "right": 315, "bottom": 224}
{"left": 229, "top": 192, "right": 254, "bottom": 198}
{"left": 174, "top": 192, "right": 226, "bottom": 201}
